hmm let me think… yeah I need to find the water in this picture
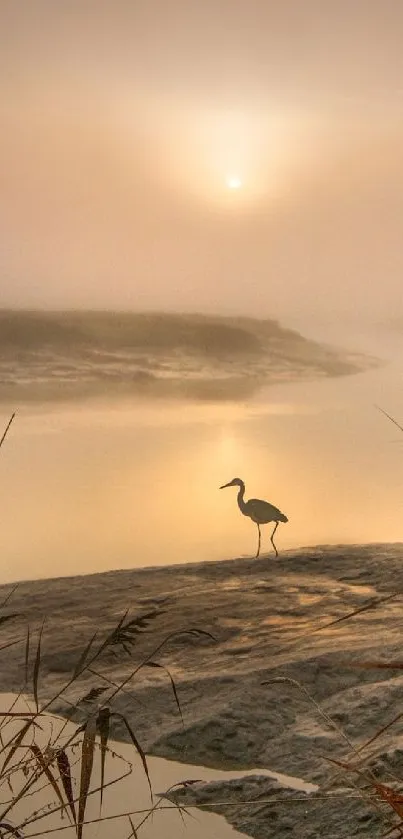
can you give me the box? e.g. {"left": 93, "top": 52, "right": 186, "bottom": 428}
{"left": 0, "top": 695, "right": 314, "bottom": 839}
{"left": 1, "top": 315, "right": 403, "bottom": 583}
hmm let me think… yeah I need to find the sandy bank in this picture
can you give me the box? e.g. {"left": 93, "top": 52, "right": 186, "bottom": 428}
{"left": 1, "top": 545, "right": 403, "bottom": 836}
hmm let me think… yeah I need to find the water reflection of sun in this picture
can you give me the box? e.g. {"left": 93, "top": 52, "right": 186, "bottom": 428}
{"left": 217, "top": 429, "right": 240, "bottom": 464}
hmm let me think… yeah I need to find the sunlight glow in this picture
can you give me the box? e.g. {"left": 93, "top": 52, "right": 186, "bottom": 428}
{"left": 226, "top": 176, "right": 242, "bottom": 190}
{"left": 140, "top": 103, "right": 319, "bottom": 209}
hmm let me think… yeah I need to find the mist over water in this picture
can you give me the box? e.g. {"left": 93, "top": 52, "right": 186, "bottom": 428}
{"left": 0, "top": 309, "right": 370, "bottom": 405}
{"left": 1, "top": 310, "right": 403, "bottom": 584}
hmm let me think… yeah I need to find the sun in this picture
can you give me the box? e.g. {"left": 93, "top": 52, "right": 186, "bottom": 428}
{"left": 226, "top": 175, "right": 242, "bottom": 190}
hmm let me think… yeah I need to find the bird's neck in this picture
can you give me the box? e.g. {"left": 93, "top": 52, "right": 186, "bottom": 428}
{"left": 236, "top": 484, "right": 247, "bottom": 513}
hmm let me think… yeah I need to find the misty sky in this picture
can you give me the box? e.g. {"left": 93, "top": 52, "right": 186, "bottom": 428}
{"left": 1, "top": 0, "right": 403, "bottom": 322}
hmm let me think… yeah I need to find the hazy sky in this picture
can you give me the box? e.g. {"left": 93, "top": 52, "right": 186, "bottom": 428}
{"left": 1, "top": 0, "right": 403, "bottom": 322}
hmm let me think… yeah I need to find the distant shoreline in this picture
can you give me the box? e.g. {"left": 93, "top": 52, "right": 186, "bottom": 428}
{"left": 0, "top": 309, "right": 379, "bottom": 404}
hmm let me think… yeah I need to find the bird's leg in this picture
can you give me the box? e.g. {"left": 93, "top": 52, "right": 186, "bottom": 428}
{"left": 270, "top": 521, "right": 279, "bottom": 557}
{"left": 255, "top": 523, "right": 261, "bottom": 558}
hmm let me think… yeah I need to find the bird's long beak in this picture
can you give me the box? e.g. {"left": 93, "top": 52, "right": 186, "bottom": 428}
{"left": 220, "top": 482, "right": 232, "bottom": 489}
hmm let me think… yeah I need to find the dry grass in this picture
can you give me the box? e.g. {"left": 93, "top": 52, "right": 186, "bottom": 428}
{"left": 259, "top": 588, "right": 403, "bottom": 836}
{"left": 0, "top": 593, "right": 215, "bottom": 838}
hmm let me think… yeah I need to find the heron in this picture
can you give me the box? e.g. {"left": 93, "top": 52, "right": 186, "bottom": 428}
{"left": 220, "top": 478, "right": 288, "bottom": 558}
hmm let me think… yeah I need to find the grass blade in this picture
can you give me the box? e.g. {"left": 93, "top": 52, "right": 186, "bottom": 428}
{"left": 97, "top": 707, "right": 110, "bottom": 812}
{"left": 79, "top": 686, "right": 108, "bottom": 705}
{"left": 33, "top": 621, "right": 45, "bottom": 713}
{"left": 30, "top": 743, "right": 70, "bottom": 822}
{"left": 0, "top": 614, "right": 20, "bottom": 628}
{"left": 96, "top": 611, "right": 129, "bottom": 656}
{"left": 0, "top": 583, "right": 19, "bottom": 609}
{"left": 111, "top": 713, "right": 152, "bottom": 800}
{"left": 180, "top": 629, "right": 216, "bottom": 642}
{"left": 172, "top": 779, "right": 204, "bottom": 788}
{"left": 56, "top": 748, "right": 76, "bottom": 825}
{"left": 73, "top": 632, "right": 98, "bottom": 679}
{"left": 1, "top": 719, "right": 33, "bottom": 774}
{"left": 24, "top": 626, "right": 30, "bottom": 687}
{"left": 104, "top": 611, "right": 161, "bottom": 654}
{"left": 77, "top": 715, "right": 97, "bottom": 839}
{"left": 342, "top": 660, "right": 403, "bottom": 670}
{"left": 0, "top": 712, "right": 37, "bottom": 718}
{"left": 122, "top": 611, "right": 161, "bottom": 633}
{"left": 0, "top": 413, "right": 16, "bottom": 451}
{"left": 0, "top": 822, "right": 24, "bottom": 838}
{"left": 375, "top": 405, "right": 403, "bottom": 433}
{"left": 128, "top": 815, "right": 139, "bottom": 838}
{"left": 0, "top": 639, "right": 23, "bottom": 654}
{"left": 144, "top": 662, "right": 183, "bottom": 724}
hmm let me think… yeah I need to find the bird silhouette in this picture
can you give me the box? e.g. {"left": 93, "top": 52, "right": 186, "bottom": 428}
{"left": 220, "top": 478, "right": 288, "bottom": 558}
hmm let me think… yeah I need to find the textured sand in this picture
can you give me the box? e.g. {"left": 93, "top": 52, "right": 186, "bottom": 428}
{"left": 1, "top": 544, "right": 403, "bottom": 836}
